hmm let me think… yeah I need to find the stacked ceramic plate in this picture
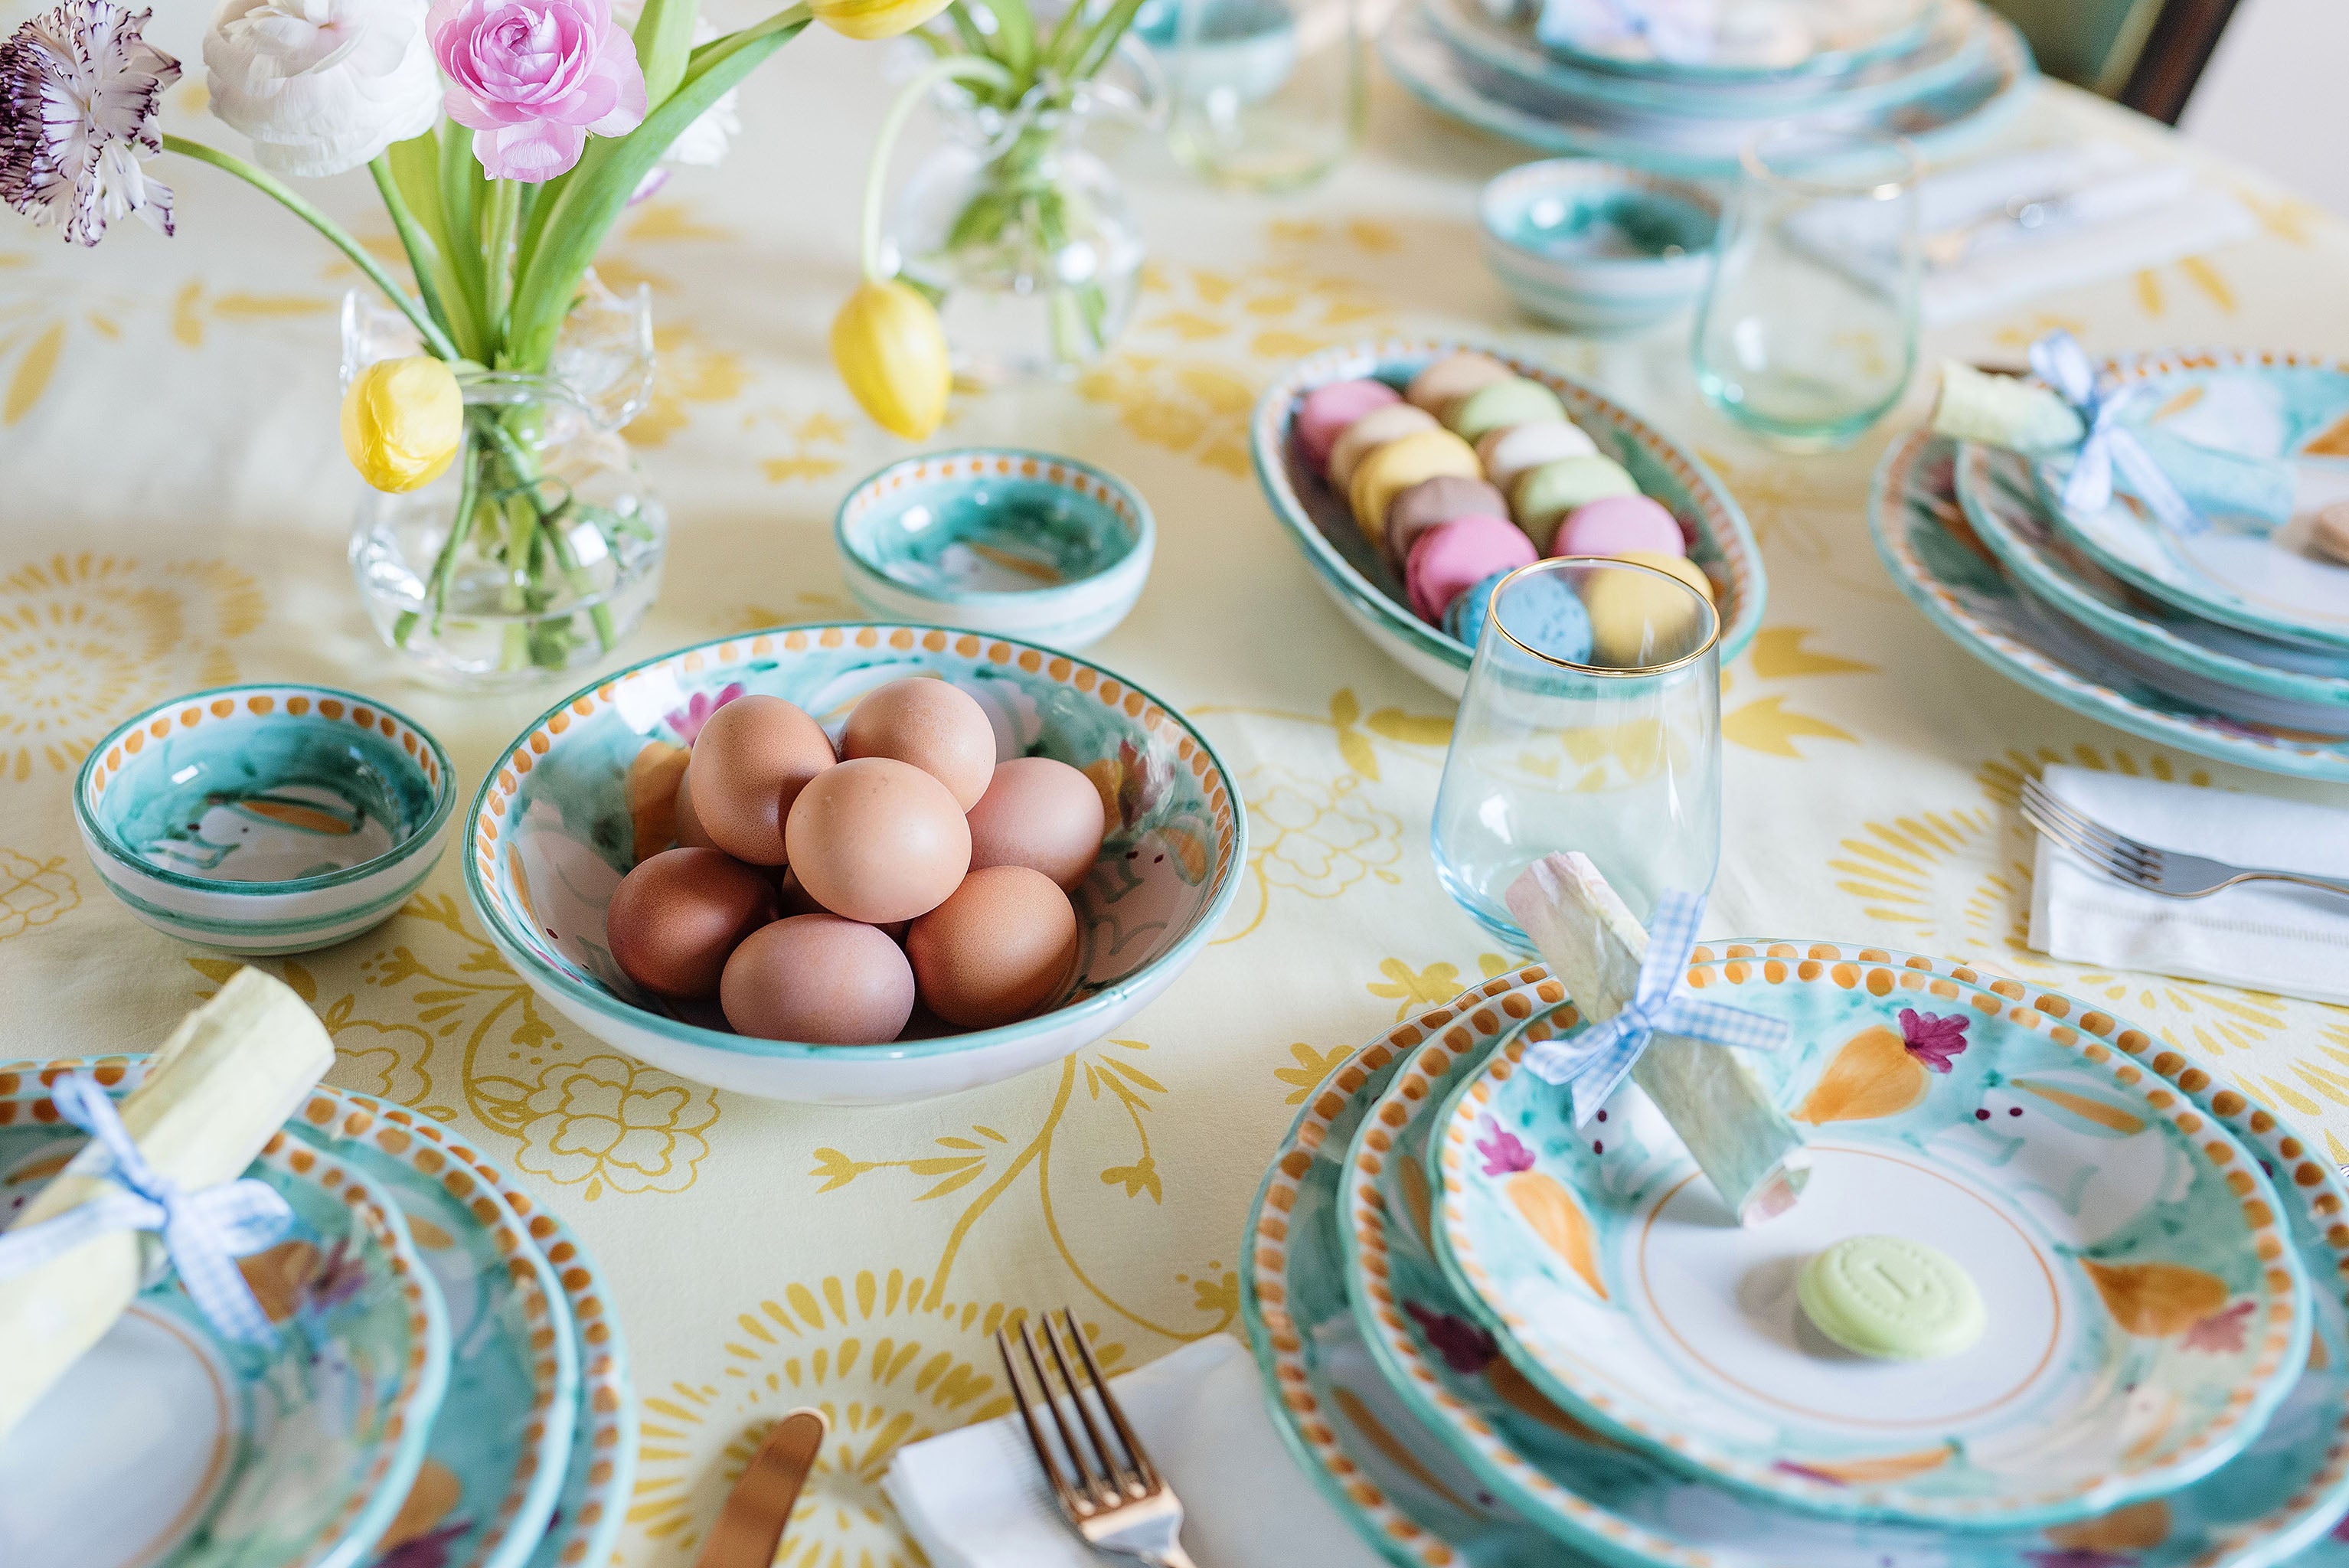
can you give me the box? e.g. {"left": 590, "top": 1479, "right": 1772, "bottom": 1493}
{"left": 1381, "top": 0, "right": 2037, "bottom": 177}
{"left": 0, "top": 1060, "right": 634, "bottom": 1568}
{"left": 1241, "top": 952, "right": 2349, "bottom": 1568}
{"left": 1872, "top": 350, "right": 2349, "bottom": 782}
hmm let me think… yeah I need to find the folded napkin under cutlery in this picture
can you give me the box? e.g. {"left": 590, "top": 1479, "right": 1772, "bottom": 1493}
{"left": 883, "top": 1331, "right": 1389, "bottom": 1568}
{"left": 1786, "top": 142, "right": 2256, "bottom": 324}
{"left": 2027, "top": 763, "right": 2349, "bottom": 1005}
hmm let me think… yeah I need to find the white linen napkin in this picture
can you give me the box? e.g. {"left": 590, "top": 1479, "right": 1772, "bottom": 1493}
{"left": 2027, "top": 763, "right": 2349, "bottom": 1005}
{"left": 882, "top": 1332, "right": 1390, "bottom": 1568}
{"left": 1783, "top": 142, "right": 2255, "bottom": 325}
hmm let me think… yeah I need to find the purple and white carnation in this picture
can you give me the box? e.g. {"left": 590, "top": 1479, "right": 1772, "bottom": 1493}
{"left": 0, "top": 0, "right": 180, "bottom": 245}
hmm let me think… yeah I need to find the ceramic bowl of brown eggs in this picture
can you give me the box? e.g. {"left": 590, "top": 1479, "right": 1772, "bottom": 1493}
{"left": 463, "top": 626, "right": 1245, "bottom": 1105}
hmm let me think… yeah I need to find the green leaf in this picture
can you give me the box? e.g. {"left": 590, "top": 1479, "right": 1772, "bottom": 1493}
{"left": 992, "top": 0, "right": 1036, "bottom": 79}
{"left": 633, "top": 0, "right": 701, "bottom": 109}
{"left": 438, "top": 126, "right": 488, "bottom": 324}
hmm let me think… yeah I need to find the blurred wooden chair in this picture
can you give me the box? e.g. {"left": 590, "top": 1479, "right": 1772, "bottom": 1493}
{"left": 1985, "top": 0, "right": 2241, "bottom": 122}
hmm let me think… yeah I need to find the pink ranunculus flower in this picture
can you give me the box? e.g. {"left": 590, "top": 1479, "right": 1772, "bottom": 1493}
{"left": 427, "top": 0, "right": 645, "bottom": 182}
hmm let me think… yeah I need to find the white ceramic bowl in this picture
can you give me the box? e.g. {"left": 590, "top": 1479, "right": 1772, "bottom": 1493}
{"left": 1479, "top": 160, "right": 1720, "bottom": 335}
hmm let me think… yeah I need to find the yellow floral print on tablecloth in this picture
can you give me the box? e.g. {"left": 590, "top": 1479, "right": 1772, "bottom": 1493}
{"left": 0, "top": 554, "right": 263, "bottom": 779}
{"left": 474, "top": 1052, "right": 717, "bottom": 1200}
{"left": 0, "top": 848, "right": 75, "bottom": 940}
{"left": 628, "top": 1272, "right": 1125, "bottom": 1566}
{"left": 626, "top": 325, "right": 750, "bottom": 448}
{"left": 1219, "top": 763, "right": 1403, "bottom": 943}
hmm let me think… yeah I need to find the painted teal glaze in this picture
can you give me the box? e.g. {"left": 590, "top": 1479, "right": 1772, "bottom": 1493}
{"left": 1378, "top": 2, "right": 2033, "bottom": 180}
{"left": 1429, "top": 951, "right": 2309, "bottom": 1530}
{"left": 1238, "top": 975, "right": 1593, "bottom": 1566}
{"left": 0, "top": 1089, "right": 449, "bottom": 1568}
{"left": 1872, "top": 433, "right": 2349, "bottom": 780}
{"left": 1479, "top": 163, "right": 1717, "bottom": 335}
{"left": 1531, "top": 0, "right": 1932, "bottom": 80}
{"left": 466, "top": 626, "right": 1242, "bottom": 1065}
{"left": 1341, "top": 962, "right": 2349, "bottom": 1568}
{"left": 1253, "top": 338, "right": 1764, "bottom": 696}
{"left": 514, "top": 1184, "right": 632, "bottom": 1568}
{"left": 2033, "top": 352, "right": 2349, "bottom": 654}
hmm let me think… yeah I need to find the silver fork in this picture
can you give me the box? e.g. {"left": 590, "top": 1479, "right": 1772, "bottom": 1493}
{"left": 995, "top": 1309, "right": 1196, "bottom": 1568}
{"left": 2018, "top": 775, "right": 2349, "bottom": 902}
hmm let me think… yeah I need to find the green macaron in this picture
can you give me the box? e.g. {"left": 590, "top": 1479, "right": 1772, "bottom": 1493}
{"left": 1447, "top": 377, "right": 1568, "bottom": 446}
{"left": 1511, "top": 455, "right": 1638, "bottom": 549}
{"left": 1797, "top": 1234, "right": 1985, "bottom": 1361}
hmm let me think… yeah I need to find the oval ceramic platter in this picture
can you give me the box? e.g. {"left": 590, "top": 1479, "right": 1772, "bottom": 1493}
{"left": 1955, "top": 443, "right": 2349, "bottom": 733}
{"left": 1379, "top": 0, "right": 2030, "bottom": 178}
{"left": 1240, "top": 968, "right": 1604, "bottom": 1566}
{"left": 1342, "top": 964, "right": 2349, "bottom": 1568}
{"left": 0, "top": 1069, "right": 449, "bottom": 1568}
{"left": 1251, "top": 338, "right": 1764, "bottom": 698}
{"left": 1430, "top": 943, "right": 2311, "bottom": 1530}
{"left": 2034, "top": 351, "right": 2349, "bottom": 655}
{"left": 1531, "top": 0, "right": 1934, "bottom": 79}
{"left": 1870, "top": 432, "right": 2349, "bottom": 780}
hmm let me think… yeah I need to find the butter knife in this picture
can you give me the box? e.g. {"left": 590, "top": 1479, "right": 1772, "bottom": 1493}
{"left": 694, "top": 1408, "right": 828, "bottom": 1568}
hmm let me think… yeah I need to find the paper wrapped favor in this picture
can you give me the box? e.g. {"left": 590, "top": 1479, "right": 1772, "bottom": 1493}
{"left": 0, "top": 968, "right": 333, "bottom": 1441}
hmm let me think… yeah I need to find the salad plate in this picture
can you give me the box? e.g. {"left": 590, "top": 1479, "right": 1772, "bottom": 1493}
{"left": 0, "top": 1075, "right": 449, "bottom": 1568}
{"left": 2036, "top": 351, "right": 2349, "bottom": 654}
{"left": 1344, "top": 958, "right": 2349, "bottom": 1568}
{"left": 1870, "top": 432, "right": 2349, "bottom": 780}
{"left": 1431, "top": 944, "right": 2309, "bottom": 1529}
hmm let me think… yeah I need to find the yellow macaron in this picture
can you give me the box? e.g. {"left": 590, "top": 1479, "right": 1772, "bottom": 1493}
{"left": 1583, "top": 550, "right": 1717, "bottom": 667}
{"left": 1349, "top": 428, "right": 1482, "bottom": 542}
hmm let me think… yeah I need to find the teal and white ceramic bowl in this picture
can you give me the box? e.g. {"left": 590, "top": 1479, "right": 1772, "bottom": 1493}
{"left": 74, "top": 685, "right": 457, "bottom": 956}
{"left": 1479, "top": 161, "right": 1720, "bottom": 335}
{"left": 835, "top": 449, "right": 1155, "bottom": 651}
{"left": 462, "top": 626, "right": 1244, "bottom": 1106}
{"left": 1253, "top": 338, "right": 1765, "bottom": 697}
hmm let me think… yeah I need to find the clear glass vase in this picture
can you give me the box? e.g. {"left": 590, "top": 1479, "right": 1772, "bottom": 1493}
{"left": 886, "top": 71, "right": 1152, "bottom": 384}
{"left": 344, "top": 280, "right": 668, "bottom": 689}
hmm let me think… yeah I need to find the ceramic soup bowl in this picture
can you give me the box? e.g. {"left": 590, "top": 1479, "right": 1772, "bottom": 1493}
{"left": 463, "top": 626, "right": 1245, "bottom": 1105}
{"left": 74, "top": 685, "right": 456, "bottom": 956}
{"left": 835, "top": 449, "right": 1155, "bottom": 652}
{"left": 1479, "top": 160, "right": 1720, "bottom": 335}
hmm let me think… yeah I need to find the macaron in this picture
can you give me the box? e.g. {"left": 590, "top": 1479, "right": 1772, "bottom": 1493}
{"left": 1406, "top": 514, "right": 1535, "bottom": 626}
{"left": 1444, "top": 567, "right": 1594, "bottom": 663}
{"left": 1387, "top": 474, "right": 1510, "bottom": 568}
{"left": 1328, "top": 402, "right": 1439, "bottom": 491}
{"left": 1478, "top": 420, "right": 1597, "bottom": 495}
{"left": 1799, "top": 1236, "right": 1985, "bottom": 1361}
{"left": 1406, "top": 351, "right": 1512, "bottom": 417}
{"left": 1550, "top": 494, "right": 1687, "bottom": 560}
{"left": 1512, "top": 455, "right": 1639, "bottom": 550}
{"left": 1351, "top": 428, "right": 1481, "bottom": 542}
{"left": 1297, "top": 378, "right": 1400, "bottom": 473}
{"left": 1447, "top": 377, "right": 1567, "bottom": 446}
{"left": 1583, "top": 550, "right": 1717, "bottom": 667}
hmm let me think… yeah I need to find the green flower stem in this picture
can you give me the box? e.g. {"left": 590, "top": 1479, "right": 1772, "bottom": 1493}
{"left": 482, "top": 177, "right": 523, "bottom": 352}
{"left": 162, "top": 135, "right": 459, "bottom": 364}
{"left": 1063, "top": 0, "right": 1148, "bottom": 83}
{"left": 860, "top": 54, "right": 1017, "bottom": 280}
{"left": 478, "top": 416, "right": 617, "bottom": 659}
{"left": 369, "top": 156, "right": 483, "bottom": 362}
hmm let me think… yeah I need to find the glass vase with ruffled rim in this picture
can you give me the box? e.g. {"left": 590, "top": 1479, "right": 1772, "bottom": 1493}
{"left": 343, "top": 276, "right": 668, "bottom": 689}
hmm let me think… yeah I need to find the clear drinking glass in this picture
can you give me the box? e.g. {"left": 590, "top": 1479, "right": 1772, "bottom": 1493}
{"left": 1692, "top": 126, "right": 1922, "bottom": 452}
{"left": 1157, "top": 0, "right": 1364, "bottom": 191}
{"left": 1433, "top": 558, "right": 1723, "bottom": 947}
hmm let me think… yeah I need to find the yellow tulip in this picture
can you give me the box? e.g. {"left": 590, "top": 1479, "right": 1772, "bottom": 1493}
{"left": 340, "top": 355, "right": 463, "bottom": 493}
{"left": 831, "top": 278, "right": 951, "bottom": 440}
{"left": 810, "top": 0, "right": 953, "bottom": 39}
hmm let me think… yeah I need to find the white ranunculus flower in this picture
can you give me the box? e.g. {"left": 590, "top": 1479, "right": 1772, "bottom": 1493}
{"left": 203, "top": 0, "right": 442, "bottom": 178}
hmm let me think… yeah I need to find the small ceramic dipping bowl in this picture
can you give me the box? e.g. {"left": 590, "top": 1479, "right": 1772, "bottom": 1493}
{"left": 835, "top": 448, "right": 1155, "bottom": 651}
{"left": 1479, "top": 160, "right": 1720, "bottom": 335}
{"left": 75, "top": 684, "right": 456, "bottom": 955}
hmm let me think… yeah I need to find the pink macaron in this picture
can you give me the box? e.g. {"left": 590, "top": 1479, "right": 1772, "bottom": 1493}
{"left": 1297, "top": 379, "right": 1402, "bottom": 473}
{"left": 1549, "top": 494, "right": 1686, "bottom": 560}
{"left": 1406, "top": 514, "right": 1536, "bottom": 626}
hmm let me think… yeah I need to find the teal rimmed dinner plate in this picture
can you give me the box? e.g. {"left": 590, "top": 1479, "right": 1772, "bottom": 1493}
{"left": 1240, "top": 968, "right": 1593, "bottom": 1566}
{"left": 1870, "top": 431, "right": 2349, "bottom": 779}
{"left": 1957, "top": 442, "right": 2349, "bottom": 731}
{"left": 1429, "top": 944, "right": 2309, "bottom": 1530}
{"left": 2035, "top": 350, "right": 2349, "bottom": 655}
{"left": 0, "top": 1070, "right": 449, "bottom": 1568}
{"left": 1532, "top": 0, "right": 1935, "bottom": 80}
{"left": 1342, "top": 956, "right": 2349, "bottom": 1568}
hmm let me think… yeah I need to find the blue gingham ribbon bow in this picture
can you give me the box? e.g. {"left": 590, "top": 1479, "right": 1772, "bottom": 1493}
{"left": 1522, "top": 890, "right": 1792, "bottom": 1125}
{"left": 0, "top": 1072, "right": 292, "bottom": 1348}
{"left": 2030, "top": 329, "right": 2202, "bottom": 537}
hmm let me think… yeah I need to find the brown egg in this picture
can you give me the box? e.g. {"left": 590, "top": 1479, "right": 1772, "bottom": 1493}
{"left": 785, "top": 757, "right": 972, "bottom": 924}
{"left": 720, "top": 914, "right": 916, "bottom": 1044}
{"left": 965, "top": 756, "right": 1107, "bottom": 891}
{"left": 840, "top": 678, "right": 998, "bottom": 810}
{"left": 779, "top": 867, "right": 904, "bottom": 938}
{"left": 672, "top": 767, "right": 718, "bottom": 851}
{"left": 907, "top": 866, "right": 1079, "bottom": 1030}
{"left": 606, "top": 847, "right": 777, "bottom": 1001}
{"left": 684, "top": 695, "right": 835, "bottom": 865}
